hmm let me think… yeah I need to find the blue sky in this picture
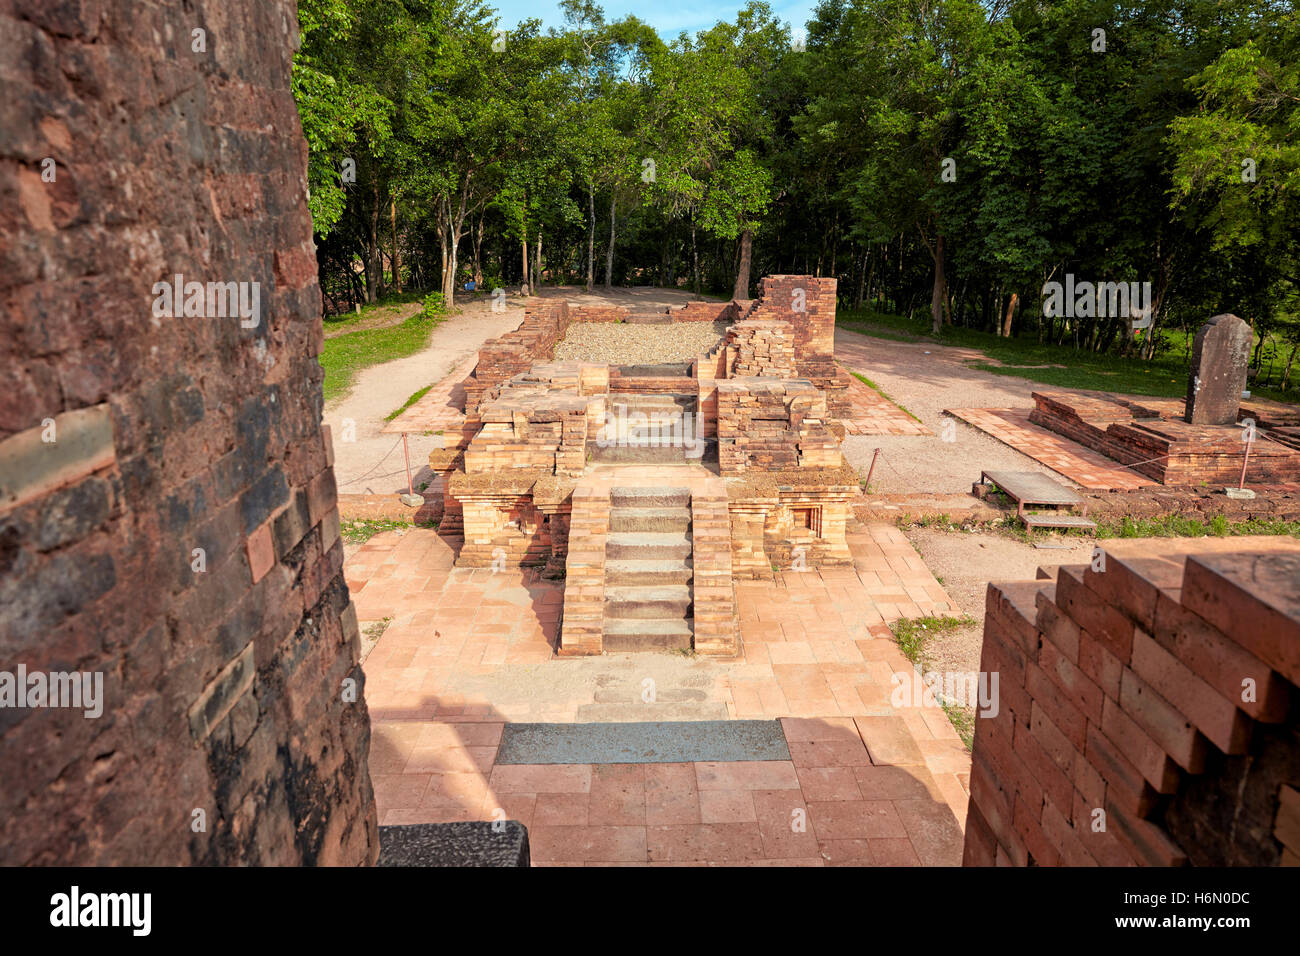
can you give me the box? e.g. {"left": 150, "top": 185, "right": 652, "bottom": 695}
{"left": 486, "top": 0, "right": 818, "bottom": 41}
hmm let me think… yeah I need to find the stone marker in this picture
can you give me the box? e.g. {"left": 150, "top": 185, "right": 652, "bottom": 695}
{"left": 1185, "top": 314, "right": 1252, "bottom": 425}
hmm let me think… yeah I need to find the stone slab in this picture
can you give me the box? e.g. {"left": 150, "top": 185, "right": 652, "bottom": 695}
{"left": 377, "top": 822, "right": 530, "bottom": 867}
{"left": 496, "top": 720, "right": 791, "bottom": 765}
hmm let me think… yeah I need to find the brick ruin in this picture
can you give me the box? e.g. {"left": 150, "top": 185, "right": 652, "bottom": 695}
{"left": 965, "top": 538, "right": 1300, "bottom": 866}
{"left": 429, "top": 276, "right": 861, "bottom": 655}
{"left": 1027, "top": 315, "right": 1300, "bottom": 487}
{"left": 0, "top": 0, "right": 376, "bottom": 864}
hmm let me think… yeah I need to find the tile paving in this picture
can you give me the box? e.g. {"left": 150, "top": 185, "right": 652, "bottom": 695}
{"left": 353, "top": 518, "right": 970, "bottom": 866}
{"left": 944, "top": 407, "right": 1156, "bottom": 491}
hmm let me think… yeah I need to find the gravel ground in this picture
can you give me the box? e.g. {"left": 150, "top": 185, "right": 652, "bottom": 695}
{"left": 836, "top": 329, "right": 1091, "bottom": 494}
{"left": 554, "top": 320, "right": 730, "bottom": 365}
{"left": 901, "top": 526, "right": 1094, "bottom": 677}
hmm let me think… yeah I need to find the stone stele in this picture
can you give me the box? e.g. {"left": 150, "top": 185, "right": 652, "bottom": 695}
{"left": 1185, "top": 313, "right": 1252, "bottom": 426}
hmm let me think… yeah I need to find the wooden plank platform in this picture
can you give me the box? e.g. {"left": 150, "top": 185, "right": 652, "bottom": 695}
{"left": 980, "top": 470, "right": 1084, "bottom": 508}
{"left": 1021, "top": 513, "right": 1098, "bottom": 531}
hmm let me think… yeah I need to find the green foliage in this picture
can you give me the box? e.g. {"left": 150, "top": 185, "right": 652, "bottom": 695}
{"left": 320, "top": 308, "right": 446, "bottom": 402}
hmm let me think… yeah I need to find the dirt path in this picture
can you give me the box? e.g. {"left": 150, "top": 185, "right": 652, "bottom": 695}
{"left": 324, "top": 297, "right": 526, "bottom": 494}
{"left": 900, "top": 526, "right": 1094, "bottom": 676}
{"left": 836, "top": 329, "right": 1091, "bottom": 494}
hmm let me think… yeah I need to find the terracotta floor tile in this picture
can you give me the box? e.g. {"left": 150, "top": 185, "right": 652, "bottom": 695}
{"left": 699, "top": 789, "right": 757, "bottom": 824}
{"left": 530, "top": 826, "right": 647, "bottom": 863}
{"left": 645, "top": 824, "right": 766, "bottom": 863}
{"left": 806, "top": 800, "right": 909, "bottom": 840}
{"left": 533, "top": 792, "right": 590, "bottom": 827}
{"left": 695, "top": 761, "right": 800, "bottom": 791}
{"left": 795, "top": 766, "right": 863, "bottom": 802}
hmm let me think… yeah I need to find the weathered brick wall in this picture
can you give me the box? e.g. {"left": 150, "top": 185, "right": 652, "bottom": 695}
{"left": 716, "top": 379, "right": 841, "bottom": 474}
{"left": 744, "top": 276, "right": 837, "bottom": 378}
{"left": 464, "top": 299, "right": 571, "bottom": 413}
{"left": 965, "top": 538, "right": 1300, "bottom": 866}
{"left": 0, "top": 0, "right": 377, "bottom": 864}
{"left": 1030, "top": 391, "right": 1300, "bottom": 486}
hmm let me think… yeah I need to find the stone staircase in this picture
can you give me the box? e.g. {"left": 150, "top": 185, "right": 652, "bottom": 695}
{"left": 602, "top": 487, "right": 694, "bottom": 651}
{"left": 589, "top": 392, "right": 714, "bottom": 466}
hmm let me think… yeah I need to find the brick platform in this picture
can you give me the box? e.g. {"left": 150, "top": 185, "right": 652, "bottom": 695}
{"left": 946, "top": 407, "right": 1157, "bottom": 491}
{"left": 353, "top": 524, "right": 970, "bottom": 865}
{"left": 965, "top": 537, "right": 1300, "bottom": 867}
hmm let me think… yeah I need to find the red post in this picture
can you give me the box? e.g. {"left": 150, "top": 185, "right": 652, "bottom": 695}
{"left": 401, "top": 432, "right": 414, "bottom": 496}
{"left": 864, "top": 448, "right": 881, "bottom": 490}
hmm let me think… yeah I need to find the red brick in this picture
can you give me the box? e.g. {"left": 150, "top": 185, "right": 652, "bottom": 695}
{"left": 1130, "top": 628, "right": 1251, "bottom": 754}
{"left": 1035, "top": 590, "right": 1081, "bottom": 662}
{"left": 1151, "top": 590, "right": 1290, "bottom": 724}
{"left": 1118, "top": 668, "right": 1208, "bottom": 773}
{"left": 1106, "top": 798, "right": 1188, "bottom": 866}
{"left": 1100, "top": 696, "right": 1181, "bottom": 794}
{"left": 1182, "top": 550, "right": 1300, "bottom": 685}
{"left": 1084, "top": 723, "right": 1159, "bottom": 818}
{"left": 1056, "top": 567, "right": 1136, "bottom": 664}
{"left": 1041, "top": 794, "right": 1098, "bottom": 867}
{"left": 1078, "top": 628, "right": 1123, "bottom": 701}
{"left": 1013, "top": 717, "right": 1075, "bottom": 813}
{"left": 1012, "top": 792, "right": 1060, "bottom": 867}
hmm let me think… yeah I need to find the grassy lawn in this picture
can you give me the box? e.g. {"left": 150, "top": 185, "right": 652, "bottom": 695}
{"left": 323, "top": 291, "right": 424, "bottom": 336}
{"left": 321, "top": 309, "right": 446, "bottom": 403}
{"left": 836, "top": 309, "right": 1299, "bottom": 406}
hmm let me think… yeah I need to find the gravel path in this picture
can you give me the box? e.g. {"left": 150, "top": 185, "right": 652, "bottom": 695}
{"left": 836, "top": 329, "right": 1090, "bottom": 494}
{"left": 324, "top": 298, "right": 526, "bottom": 493}
{"left": 554, "top": 320, "right": 729, "bottom": 365}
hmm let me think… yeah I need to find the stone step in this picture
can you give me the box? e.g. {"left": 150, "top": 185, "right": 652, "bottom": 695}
{"left": 615, "top": 363, "right": 693, "bottom": 378}
{"left": 610, "top": 392, "right": 697, "bottom": 410}
{"left": 605, "top": 531, "right": 692, "bottom": 561}
{"left": 602, "top": 617, "right": 694, "bottom": 652}
{"left": 604, "top": 558, "right": 694, "bottom": 586}
{"left": 598, "top": 419, "right": 700, "bottom": 442}
{"left": 574, "top": 701, "right": 730, "bottom": 720}
{"left": 587, "top": 440, "right": 707, "bottom": 466}
{"left": 604, "top": 585, "right": 693, "bottom": 619}
{"left": 608, "top": 507, "right": 692, "bottom": 533}
{"left": 611, "top": 487, "right": 691, "bottom": 509}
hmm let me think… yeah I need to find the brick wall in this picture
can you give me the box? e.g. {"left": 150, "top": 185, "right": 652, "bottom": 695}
{"left": 0, "top": 0, "right": 377, "bottom": 863}
{"left": 965, "top": 538, "right": 1300, "bottom": 867}
{"left": 716, "top": 379, "right": 841, "bottom": 474}
{"left": 464, "top": 299, "right": 571, "bottom": 413}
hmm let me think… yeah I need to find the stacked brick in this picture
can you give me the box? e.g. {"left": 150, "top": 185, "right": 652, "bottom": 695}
{"left": 727, "top": 321, "right": 797, "bottom": 377}
{"left": 464, "top": 299, "right": 571, "bottom": 413}
{"left": 0, "top": 0, "right": 376, "bottom": 864}
{"left": 690, "top": 488, "right": 738, "bottom": 656}
{"left": 1030, "top": 390, "right": 1300, "bottom": 485}
{"left": 557, "top": 486, "right": 610, "bottom": 656}
{"left": 965, "top": 537, "right": 1300, "bottom": 867}
{"left": 716, "top": 380, "right": 841, "bottom": 474}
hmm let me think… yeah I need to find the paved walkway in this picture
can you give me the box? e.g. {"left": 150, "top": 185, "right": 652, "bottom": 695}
{"left": 945, "top": 407, "right": 1156, "bottom": 491}
{"left": 351, "top": 524, "right": 970, "bottom": 865}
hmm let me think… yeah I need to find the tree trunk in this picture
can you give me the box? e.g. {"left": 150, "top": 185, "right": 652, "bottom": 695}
{"left": 472, "top": 213, "right": 484, "bottom": 287}
{"left": 521, "top": 237, "right": 530, "bottom": 296}
{"left": 1281, "top": 340, "right": 1299, "bottom": 391}
{"left": 929, "top": 234, "right": 946, "bottom": 335}
{"left": 604, "top": 197, "right": 616, "bottom": 289}
{"left": 1001, "top": 291, "right": 1018, "bottom": 338}
{"left": 691, "top": 222, "right": 700, "bottom": 295}
{"left": 390, "top": 193, "right": 402, "bottom": 294}
{"left": 733, "top": 229, "right": 753, "bottom": 300}
{"left": 534, "top": 230, "right": 543, "bottom": 290}
{"left": 586, "top": 187, "right": 596, "bottom": 292}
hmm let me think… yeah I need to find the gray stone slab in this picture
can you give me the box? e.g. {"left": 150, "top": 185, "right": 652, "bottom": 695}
{"left": 377, "top": 822, "right": 530, "bottom": 867}
{"left": 981, "top": 469, "right": 1083, "bottom": 507}
{"left": 496, "top": 719, "right": 790, "bottom": 765}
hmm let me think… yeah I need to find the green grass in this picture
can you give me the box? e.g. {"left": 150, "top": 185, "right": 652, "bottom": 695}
{"left": 321, "top": 310, "right": 446, "bottom": 403}
{"left": 837, "top": 308, "right": 1300, "bottom": 405}
{"left": 322, "top": 290, "right": 424, "bottom": 333}
{"left": 849, "top": 370, "right": 922, "bottom": 422}
{"left": 887, "top": 614, "right": 981, "bottom": 750}
{"left": 340, "top": 517, "right": 413, "bottom": 543}
{"left": 1095, "top": 514, "right": 1300, "bottom": 540}
{"left": 385, "top": 384, "right": 433, "bottom": 422}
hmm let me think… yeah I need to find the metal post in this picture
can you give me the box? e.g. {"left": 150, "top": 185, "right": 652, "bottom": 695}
{"left": 1238, "top": 434, "right": 1252, "bottom": 491}
{"left": 864, "top": 447, "right": 881, "bottom": 490}
{"left": 401, "top": 432, "right": 414, "bottom": 496}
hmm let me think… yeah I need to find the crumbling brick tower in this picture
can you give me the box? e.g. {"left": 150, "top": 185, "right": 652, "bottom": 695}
{"left": 0, "top": 1, "right": 378, "bottom": 863}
